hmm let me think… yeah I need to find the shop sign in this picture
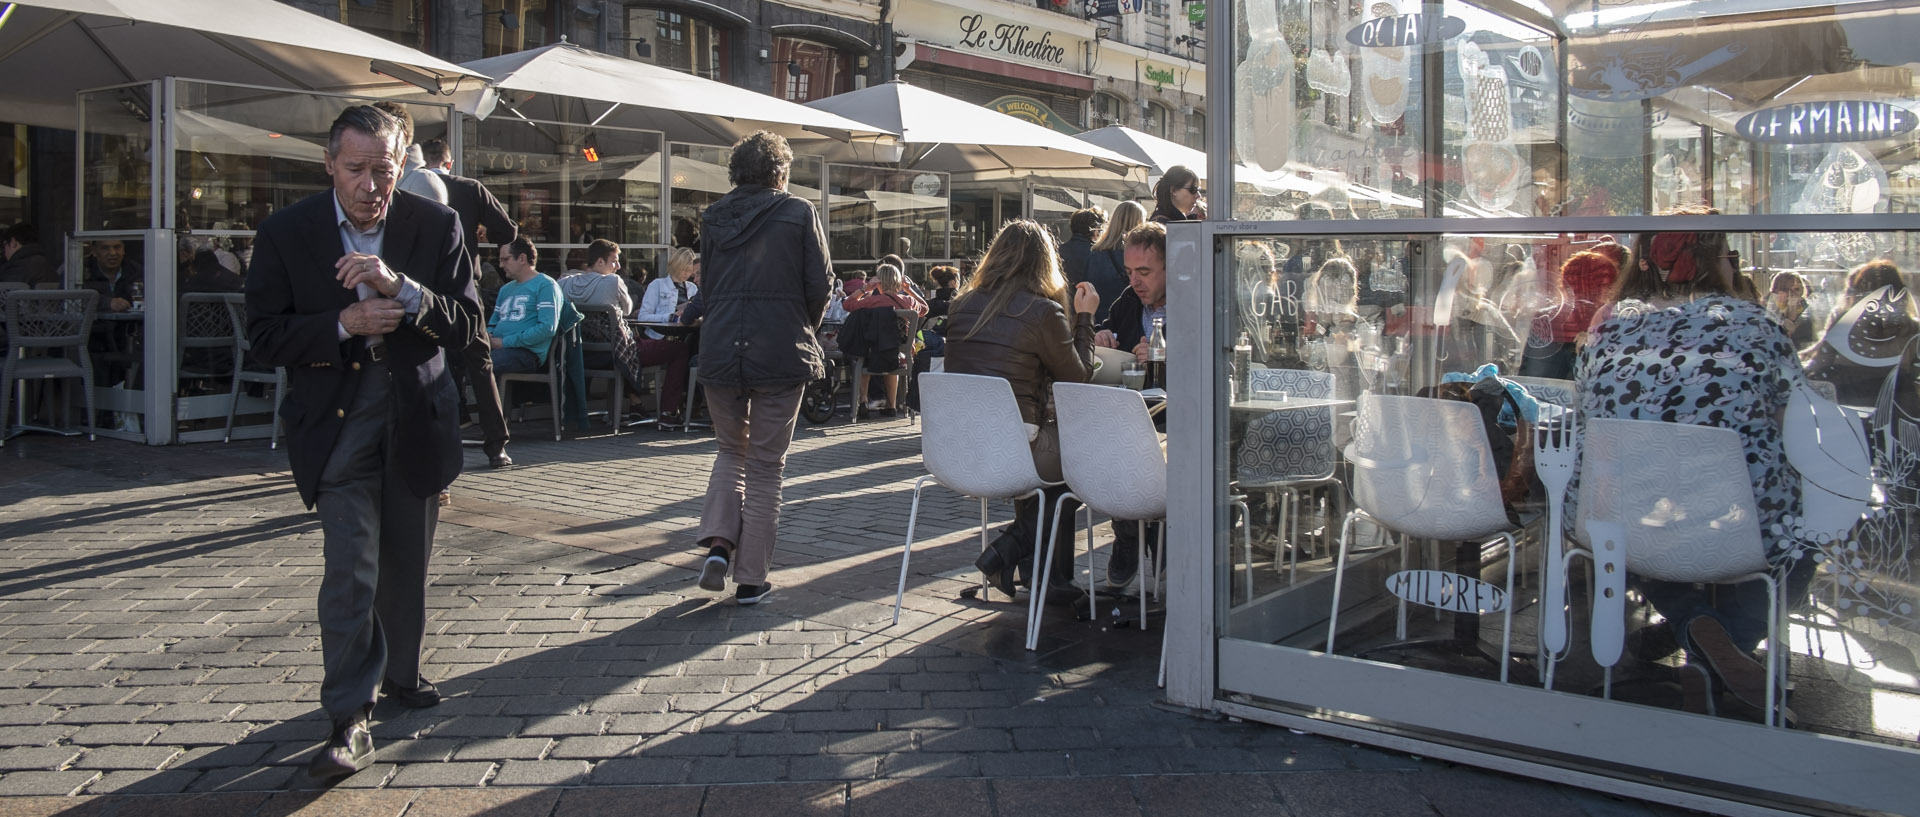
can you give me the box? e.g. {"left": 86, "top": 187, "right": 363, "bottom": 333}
{"left": 1082, "top": 0, "right": 1143, "bottom": 16}
{"left": 1387, "top": 570, "right": 1508, "bottom": 614}
{"left": 958, "top": 13, "right": 1069, "bottom": 67}
{"left": 1345, "top": 13, "right": 1463, "bottom": 49}
{"left": 1142, "top": 65, "right": 1176, "bottom": 87}
{"left": 912, "top": 173, "right": 943, "bottom": 197}
{"left": 1186, "top": 2, "right": 1205, "bottom": 26}
{"left": 987, "top": 95, "right": 1082, "bottom": 134}
{"left": 1735, "top": 100, "right": 1918, "bottom": 144}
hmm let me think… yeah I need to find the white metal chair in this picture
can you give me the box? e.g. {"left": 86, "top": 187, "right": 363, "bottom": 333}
{"left": 496, "top": 332, "right": 567, "bottom": 442}
{"left": 1237, "top": 369, "right": 1342, "bottom": 591}
{"left": 1575, "top": 416, "right": 1788, "bottom": 726}
{"left": 1, "top": 290, "right": 98, "bottom": 446}
{"left": 892, "top": 373, "right": 1063, "bottom": 641}
{"left": 220, "top": 294, "right": 286, "bottom": 448}
{"left": 1040, "top": 382, "right": 1168, "bottom": 650}
{"left": 1327, "top": 393, "right": 1521, "bottom": 683}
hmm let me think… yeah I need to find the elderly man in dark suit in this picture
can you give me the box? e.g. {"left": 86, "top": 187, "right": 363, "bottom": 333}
{"left": 245, "top": 105, "right": 480, "bottom": 781}
{"left": 421, "top": 137, "right": 518, "bottom": 468}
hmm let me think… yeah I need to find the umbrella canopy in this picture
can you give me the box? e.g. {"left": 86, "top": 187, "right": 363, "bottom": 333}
{"left": 808, "top": 81, "right": 1142, "bottom": 178}
{"left": 0, "top": 0, "right": 489, "bottom": 130}
{"left": 1075, "top": 126, "right": 1207, "bottom": 178}
{"left": 461, "top": 44, "right": 894, "bottom": 150}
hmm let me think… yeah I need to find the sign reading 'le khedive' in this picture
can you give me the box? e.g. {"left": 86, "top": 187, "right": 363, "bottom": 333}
{"left": 1735, "top": 100, "right": 1919, "bottom": 144}
{"left": 958, "top": 13, "right": 1068, "bottom": 66}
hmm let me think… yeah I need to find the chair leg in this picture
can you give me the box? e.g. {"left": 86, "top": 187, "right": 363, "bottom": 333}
{"left": 892, "top": 475, "right": 937, "bottom": 625}
{"left": 1137, "top": 519, "right": 1149, "bottom": 633}
{"left": 0, "top": 360, "right": 14, "bottom": 447}
{"left": 222, "top": 370, "right": 243, "bottom": 444}
{"left": 1764, "top": 572, "right": 1782, "bottom": 728}
{"left": 682, "top": 366, "right": 699, "bottom": 435}
{"left": 270, "top": 373, "right": 285, "bottom": 450}
{"left": 1283, "top": 489, "right": 1298, "bottom": 586}
{"left": 1082, "top": 504, "right": 1097, "bottom": 624}
{"left": 1498, "top": 531, "right": 1516, "bottom": 684}
{"left": 1022, "top": 487, "right": 1050, "bottom": 650}
{"left": 1326, "top": 511, "right": 1362, "bottom": 656}
{"left": 977, "top": 498, "right": 991, "bottom": 598}
{"left": 79, "top": 358, "right": 96, "bottom": 441}
{"left": 549, "top": 374, "right": 562, "bottom": 441}
{"left": 1029, "top": 489, "right": 1079, "bottom": 651}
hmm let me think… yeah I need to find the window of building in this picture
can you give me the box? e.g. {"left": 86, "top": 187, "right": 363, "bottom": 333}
{"left": 1142, "top": 101, "right": 1170, "bottom": 140}
{"left": 482, "top": 1, "right": 554, "bottom": 57}
{"left": 1090, "top": 93, "right": 1126, "bottom": 129}
{"left": 341, "top": 0, "right": 427, "bottom": 50}
{"left": 627, "top": 7, "right": 728, "bottom": 81}
{"left": 1186, "top": 109, "right": 1206, "bottom": 150}
{"left": 774, "top": 38, "right": 850, "bottom": 104}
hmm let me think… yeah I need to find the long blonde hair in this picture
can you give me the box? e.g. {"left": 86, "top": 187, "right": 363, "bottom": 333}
{"left": 665, "top": 247, "right": 698, "bottom": 282}
{"left": 953, "top": 220, "right": 1067, "bottom": 341}
{"left": 1093, "top": 201, "right": 1147, "bottom": 253}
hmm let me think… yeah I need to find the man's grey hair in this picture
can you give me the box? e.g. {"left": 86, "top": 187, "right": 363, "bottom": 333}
{"left": 328, "top": 105, "right": 404, "bottom": 160}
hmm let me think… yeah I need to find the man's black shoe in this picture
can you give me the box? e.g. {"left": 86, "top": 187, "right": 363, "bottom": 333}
{"left": 306, "top": 707, "right": 373, "bottom": 781}
{"left": 736, "top": 582, "right": 774, "bottom": 605}
{"left": 380, "top": 678, "right": 441, "bottom": 708}
{"left": 698, "top": 545, "right": 730, "bottom": 592}
{"left": 488, "top": 451, "right": 513, "bottom": 469}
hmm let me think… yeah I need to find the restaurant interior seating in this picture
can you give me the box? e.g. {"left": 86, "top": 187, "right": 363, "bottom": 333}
{"left": 1328, "top": 393, "right": 1522, "bottom": 683}
{"left": 1236, "top": 368, "right": 1342, "bottom": 589}
{"left": 2, "top": 289, "right": 98, "bottom": 446}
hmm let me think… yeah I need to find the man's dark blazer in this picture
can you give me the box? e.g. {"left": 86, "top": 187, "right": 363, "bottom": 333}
{"left": 437, "top": 171, "right": 517, "bottom": 262}
{"left": 1098, "top": 286, "right": 1148, "bottom": 353}
{"left": 245, "top": 190, "right": 482, "bottom": 508}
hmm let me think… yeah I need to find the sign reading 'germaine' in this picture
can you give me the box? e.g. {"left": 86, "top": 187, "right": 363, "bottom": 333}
{"left": 1735, "top": 100, "right": 1918, "bottom": 144}
{"left": 958, "top": 14, "right": 1067, "bottom": 66}
{"left": 1346, "top": 13, "right": 1464, "bottom": 49}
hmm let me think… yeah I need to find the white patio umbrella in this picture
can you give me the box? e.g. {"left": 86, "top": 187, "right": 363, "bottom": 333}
{"left": 807, "top": 81, "right": 1142, "bottom": 178}
{"left": 0, "top": 0, "right": 490, "bottom": 130}
{"left": 1075, "top": 125, "right": 1207, "bottom": 178}
{"left": 460, "top": 44, "right": 894, "bottom": 151}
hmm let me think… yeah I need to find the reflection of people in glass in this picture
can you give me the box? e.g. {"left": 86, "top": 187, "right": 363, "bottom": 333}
{"left": 1764, "top": 271, "right": 1815, "bottom": 351}
{"left": 1804, "top": 259, "right": 1919, "bottom": 405}
{"left": 1521, "top": 244, "right": 1622, "bottom": 379}
{"left": 1306, "top": 257, "right": 1365, "bottom": 398}
{"left": 1576, "top": 215, "right": 1811, "bottom": 715}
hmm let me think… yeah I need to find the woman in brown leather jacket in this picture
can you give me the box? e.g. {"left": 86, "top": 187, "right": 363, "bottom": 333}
{"left": 944, "top": 220, "right": 1102, "bottom": 601}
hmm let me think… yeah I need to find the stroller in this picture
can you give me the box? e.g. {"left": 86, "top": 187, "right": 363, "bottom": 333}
{"left": 801, "top": 320, "right": 847, "bottom": 424}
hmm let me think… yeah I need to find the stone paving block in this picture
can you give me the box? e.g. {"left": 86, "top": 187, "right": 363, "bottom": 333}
{"left": 917, "top": 729, "right": 1011, "bottom": 753}
{"left": 154, "top": 723, "right": 252, "bottom": 746}
{"left": 374, "top": 739, "right": 462, "bottom": 764}
{"left": 607, "top": 712, "right": 703, "bottom": 735}
{"left": 0, "top": 707, "right": 61, "bottom": 727}
{"left": 1067, "top": 749, "right": 1170, "bottom": 776}
{"left": 850, "top": 778, "right": 993, "bottom": 817}
{"left": 976, "top": 751, "right": 1072, "bottom": 778}
{"left": 687, "top": 756, "right": 785, "bottom": 784}
{"left": 1011, "top": 726, "right": 1101, "bottom": 751}
{"left": 704, "top": 781, "right": 848, "bottom": 817}
{"left": 0, "top": 747, "right": 80, "bottom": 771}
{"left": 519, "top": 715, "right": 611, "bottom": 738}
{"left": 884, "top": 709, "right": 968, "bottom": 730}
{"left": 489, "top": 759, "right": 590, "bottom": 786}
{"left": 553, "top": 784, "right": 704, "bottom": 816}
{"left": 548, "top": 735, "right": 637, "bottom": 760}
{"left": 1266, "top": 770, "right": 1436, "bottom": 817}
{"left": 993, "top": 776, "right": 1145, "bottom": 817}
{"left": 426, "top": 716, "right": 523, "bottom": 738}
{"left": 450, "top": 738, "right": 552, "bottom": 761}
{"left": 788, "top": 753, "right": 881, "bottom": 782}
{"left": 737, "top": 732, "right": 827, "bottom": 757}
{"left": 586, "top": 757, "right": 689, "bottom": 785}
{"left": 0, "top": 726, "right": 76, "bottom": 748}
{"left": 83, "top": 769, "right": 200, "bottom": 795}
{"left": 1405, "top": 767, "right": 1592, "bottom": 817}
{"left": 72, "top": 746, "right": 183, "bottom": 770}
{"left": 185, "top": 763, "right": 300, "bottom": 792}
{"left": 65, "top": 725, "right": 163, "bottom": 746}
{"left": 167, "top": 743, "right": 273, "bottom": 770}
{"left": 253, "top": 789, "right": 417, "bottom": 816}
{"left": 0, "top": 771, "right": 103, "bottom": 796}
{"left": 1137, "top": 773, "right": 1292, "bottom": 817}
{"left": 878, "top": 752, "right": 977, "bottom": 778}
{"left": 388, "top": 762, "right": 497, "bottom": 788}
{"left": 637, "top": 732, "right": 733, "bottom": 757}
{"left": 406, "top": 787, "right": 562, "bottom": 817}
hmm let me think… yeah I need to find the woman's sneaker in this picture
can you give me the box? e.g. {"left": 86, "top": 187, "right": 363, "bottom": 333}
{"left": 698, "top": 546, "right": 729, "bottom": 592}
{"left": 736, "top": 583, "right": 774, "bottom": 605}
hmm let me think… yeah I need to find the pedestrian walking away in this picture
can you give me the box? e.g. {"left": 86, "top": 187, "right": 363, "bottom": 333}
{"left": 422, "top": 137, "right": 519, "bottom": 468}
{"left": 244, "top": 104, "right": 482, "bottom": 782}
{"left": 692, "top": 130, "right": 833, "bottom": 606}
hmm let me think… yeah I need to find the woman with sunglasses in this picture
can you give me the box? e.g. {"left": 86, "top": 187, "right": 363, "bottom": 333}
{"left": 1151, "top": 165, "right": 1207, "bottom": 224}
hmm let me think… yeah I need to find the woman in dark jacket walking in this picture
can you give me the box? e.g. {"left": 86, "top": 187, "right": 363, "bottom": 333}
{"left": 945, "top": 220, "right": 1101, "bottom": 602}
{"left": 692, "top": 131, "right": 834, "bottom": 606}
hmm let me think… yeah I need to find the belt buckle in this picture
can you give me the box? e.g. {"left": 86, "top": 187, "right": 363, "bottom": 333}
{"left": 368, "top": 343, "right": 387, "bottom": 364}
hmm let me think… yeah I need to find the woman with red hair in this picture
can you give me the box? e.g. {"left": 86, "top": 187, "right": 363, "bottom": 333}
{"left": 1520, "top": 241, "right": 1625, "bottom": 378}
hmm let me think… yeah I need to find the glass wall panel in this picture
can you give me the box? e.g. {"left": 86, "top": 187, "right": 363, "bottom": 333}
{"left": 465, "top": 117, "right": 663, "bottom": 279}
{"left": 80, "top": 85, "right": 155, "bottom": 232}
{"left": 828, "top": 165, "right": 949, "bottom": 266}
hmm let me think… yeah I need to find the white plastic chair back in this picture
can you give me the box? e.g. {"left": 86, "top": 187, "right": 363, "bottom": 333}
{"left": 1783, "top": 384, "right": 1873, "bottom": 543}
{"left": 1510, "top": 375, "right": 1576, "bottom": 409}
{"left": 1343, "top": 393, "right": 1509, "bottom": 541}
{"left": 1575, "top": 417, "right": 1768, "bottom": 581}
{"left": 1052, "top": 382, "right": 1167, "bottom": 520}
{"left": 917, "top": 372, "right": 1046, "bottom": 499}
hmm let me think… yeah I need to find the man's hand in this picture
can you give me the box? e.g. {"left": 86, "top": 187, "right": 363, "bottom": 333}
{"left": 108, "top": 298, "right": 131, "bottom": 313}
{"left": 489, "top": 335, "right": 504, "bottom": 350}
{"left": 1132, "top": 336, "right": 1150, "bottom": 364}
{"left": 1094, "top": 329, "right": 1118, "bottom": 349}
{"left": 1072, "top": 282, "right": 1099, "bottom": 316}
{"left": 340, "top": 298, "right": 404, "bottom": 337}
{"left": 336, "top": 252, "right": 402, "bottom": 298}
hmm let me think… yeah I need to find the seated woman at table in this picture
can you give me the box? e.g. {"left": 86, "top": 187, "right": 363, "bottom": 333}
{"left": 844, "top": 263, "right": 928, "bottom": 416}
{"left": 574, "top": 241, "right": 690, "bottom": 426}
{"left": 1576, "top": 211, "right": 1812, "bottom": 714}
{"left": 945, "top": 220, "right": 1101, "bottom": 602}
{"left": 1804, "top": 259, "right": 1918, "bottom": 405}
{"left": 636, "top": 247, "right": 700, "bottom": 338}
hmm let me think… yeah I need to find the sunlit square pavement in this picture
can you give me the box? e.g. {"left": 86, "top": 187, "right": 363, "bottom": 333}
{"left": 0, "top": 419, "right": 1694, "bottom": 816}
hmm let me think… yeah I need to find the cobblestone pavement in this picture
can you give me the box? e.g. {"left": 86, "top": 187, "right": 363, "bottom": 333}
{"left": 0, "top": 418, "right": 1696, "bottom": 816}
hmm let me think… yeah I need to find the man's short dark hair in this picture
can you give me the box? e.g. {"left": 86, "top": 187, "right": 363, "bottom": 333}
{"left": 1125, "top": 221, "right": 1166, "bottom": 261}
{"left": 328, "top": 105, "right": 404, "bottom": 159}
{"left": 370, "top": 100, "right": 416, "bottom": 145}
{"left": 503, "top": 237, "right": 537, "bottom": 264}
{"left": 421, "top": 138, "right": 451, "bottom": 167}
{"left": 728, "top": 131, "right": 792, "bottom": 188}
{"left": 1069, "top": 207, "right": 1106, "bottom": 237}
{"left": 4, "top": 223, "right": 38, "bottom": 246}
{"left": 586, "top": 239, "right": 621, "bottom": 268}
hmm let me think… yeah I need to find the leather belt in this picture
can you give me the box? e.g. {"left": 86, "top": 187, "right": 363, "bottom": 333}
{"left": 367, "top": 342, "right": 387, "bottom": 364}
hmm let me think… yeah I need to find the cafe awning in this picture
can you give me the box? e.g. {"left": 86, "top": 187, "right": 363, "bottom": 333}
{"left": 807, "top": 81, "right": 1143, "bottom": 178}
{"left": 460, "top": 43, "right": 895, "bottom": 149}
{"left": 1075, "top": 126, "right": 1207, "bottom": 178}
{"left": 0, "top": 0, "right": 490, "bottom": 130}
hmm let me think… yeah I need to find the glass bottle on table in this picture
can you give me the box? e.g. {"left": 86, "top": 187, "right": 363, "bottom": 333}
{"left": 1146, "top": 316, "right": 1166, "bottom": 390}
{"left": 129, "top": 281, "right": 144, "bottom": 312}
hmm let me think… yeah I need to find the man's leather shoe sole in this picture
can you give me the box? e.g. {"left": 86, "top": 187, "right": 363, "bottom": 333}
{"left": 380, "top": 679, "right": 441, "bottom": 708}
